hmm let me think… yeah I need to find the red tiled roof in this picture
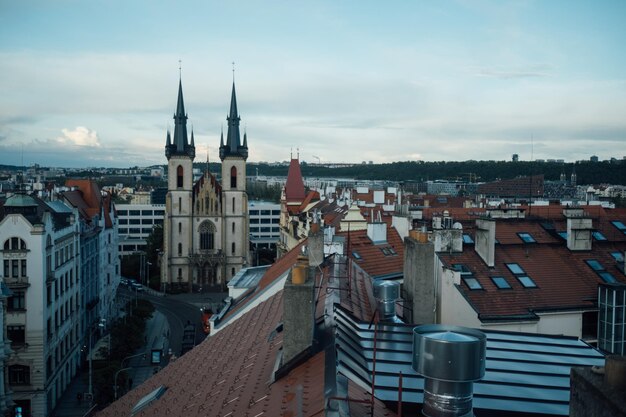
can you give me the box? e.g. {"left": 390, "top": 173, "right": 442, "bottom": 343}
{"left": 439, "top": 240, "right": 626, "bottom": 320}
{"left": 285, "top": 158, "right": 305, "bottom": 202}
{"left": 341, "top": 224, "right": 404, "bottom": 279}
{"left": 65, "top": 179, "right": 102, "bottom": 219}
{"left": 495, "top": 221, "right": 560, "bottom": 245}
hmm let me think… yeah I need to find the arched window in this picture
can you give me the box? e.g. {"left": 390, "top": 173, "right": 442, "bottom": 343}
{"left": 3, "top": 237, "right": 26, "bottom": 251}
{"left": 178, "top": 222, "right": 182, "bottom": 234}
{"left": 178, "top": 243, "right": 183, "bottom": 256}
{"left": 232, "top": 197, "right": 235, "bottom": 213}
{"left": 177, "top": 165, "right": 184, "bottom": 188}
{"left": 231, "top": 242, "right": 235, "bottom": 254}
{"left": 230, "top": 166, "right": 237, "bottom": 188}
{"left": 231, "top": 267, "right": 236, "bottom": 277}
{"left": 232, "top": 222, "right": 235, "bottom": 234}
{"left": 199, "top": 221, "right": 216, "bottom": 251}
{"left": 8, "top": 364, "right": 30, "bottom": 385}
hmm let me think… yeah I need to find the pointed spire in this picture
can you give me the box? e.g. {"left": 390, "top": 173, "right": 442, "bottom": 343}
{"left": 243, "top": 131, "right": 248, "bottom": 148}
{"left": 166, "top": 74, "right": 194, "bottom": 160}
{"left": 166, "top": 130, "right": 171, "bottom": 146}
{"left": 190, "top": 127, "right": 195, "bottom": 147}
{"left": 220, "top": 79, "right": 247, "bottom": 161}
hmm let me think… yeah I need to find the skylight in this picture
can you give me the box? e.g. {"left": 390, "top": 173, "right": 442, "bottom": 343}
{"left": 585, "top": 259, "right": 604, "bottom": 271}
{"left": 517, "top": 275, "right": 537, "bottom": 288}
{"left": 491, "top": 276, "right": 512, "bottom": 289}
{"left": 352, "top": 251, "right": 362, "bottom": 260}
{"left": 557, "top": 232, "right": 568, "bottom": 240}
{"left": 610, "top": 252, "right": 624, "bottom": 262}
{"left": 462, "top": 234, "right": 474, "bottom": 244}
{"left": 131, "top": 385, "right": 167, "bottom": 416}
{"left": 592, "top": 231, "right": 607, "bottom": 241}
{"left": 598, "top": 272, "right": 617, "bottom": 284}
{"left": 506, "top": 263, "right": 526, "bottom": 275}
{"left": 452, "top": 264, "right": 482, "bottom": 290}
{"left": 611, "top": 220, "right": 626, "bottom": 231}
{"left": 517, "top": 232, "right": 536, "bottom": 243}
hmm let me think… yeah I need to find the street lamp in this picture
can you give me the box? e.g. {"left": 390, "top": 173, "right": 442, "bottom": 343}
{"left": 88, "top": 319, "right": 106, "bottom": 405}
{"left": 146, "top": 261, "right": 152, "bottom": 287}
{"left": 114, "top": 367, "right": 131, "bottom": 400}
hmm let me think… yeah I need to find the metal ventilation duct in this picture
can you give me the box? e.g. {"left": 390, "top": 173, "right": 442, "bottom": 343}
{"left": 412, "top": 325, "right": 486, "bottom": 417}
{"left": 373, "top": 280, "right": 403, "bottom": 323}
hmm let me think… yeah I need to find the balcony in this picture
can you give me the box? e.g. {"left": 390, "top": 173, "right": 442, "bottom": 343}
{"left": 4, "top": 275, "right": 30, "bottom": 289}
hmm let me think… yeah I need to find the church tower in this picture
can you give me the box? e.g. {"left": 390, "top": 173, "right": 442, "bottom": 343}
{"left": 219, "top": 82, "right": 249, "bottom": 280}
{"left": 164, "top": 78, "right": 196, "bottom": 289}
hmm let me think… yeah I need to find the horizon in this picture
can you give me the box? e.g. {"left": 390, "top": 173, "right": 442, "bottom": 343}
{"left": 1, "top": 1, "right": 625, "bottom": 168}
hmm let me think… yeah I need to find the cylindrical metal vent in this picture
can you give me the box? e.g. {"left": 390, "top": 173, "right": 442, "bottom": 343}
{"left": 412, "top": 325, "right": 486, "bottom": 417}
{"left": 373, "top": 280, "right": 400, "bottom": 321}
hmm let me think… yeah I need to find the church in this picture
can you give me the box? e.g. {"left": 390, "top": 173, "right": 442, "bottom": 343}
{"left": 161, "top": 77, "right": 249, "bottom": 292}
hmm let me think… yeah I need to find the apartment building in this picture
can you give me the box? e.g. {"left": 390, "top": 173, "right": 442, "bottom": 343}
{"left": 116, "top": 204, "right": 165, "bottom": 255}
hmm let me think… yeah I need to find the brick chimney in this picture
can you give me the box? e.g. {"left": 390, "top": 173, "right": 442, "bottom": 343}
{"left": 282, "top": 248, "right": 316, "bottom": 365}
{"left": 475, "top": 218, "right": 495, "bottom": 267}
{"left": 307, "top": 212, "right": 324, "bottom": 268}
{"left": 403, "top": 231, "right": 435, "bottom": 324}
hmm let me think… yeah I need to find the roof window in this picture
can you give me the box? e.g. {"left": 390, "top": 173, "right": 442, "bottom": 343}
{"left": 610, "top": 251, "right": 624, "bottom": 262}
{"left": 462, "top": 234, "right": 474, "bottom": 244}
{"left": 491, "top": 276, "right": 512, "bottom": 289}
{"left": 452, "top": 264, "right": 482, "bottom": 290}
{"left": 592, "top": 231, "right": 607, "bottom": 241}
{"left": 585, "top": 259, "right": 618, "bottom": 283}
{"left": 131, "top": 385, "right": 167, "bottom": 416}
{"left": 557, "top": 232, "right": 568, "bottom": 240}
{"left": 506, "top": 263, "right": 526, "bottom": 275}
{"left": 517, "top": 275, "right": 537, "bottom": 288}
{"left": 517, "top": 232, "right": 536, "bottom": 243}
{"left": 352, "top": 251, "right": 362, "bottom": 260}
{"left": 611, "top": 221, "right": 626, "bottom": 233}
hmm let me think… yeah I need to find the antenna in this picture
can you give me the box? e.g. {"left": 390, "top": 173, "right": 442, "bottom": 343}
{"left": 179, "top": 59, "right": 182, "bottom": 79}
{"left": 232, "top": 61, "right": 235, "bottom": 83}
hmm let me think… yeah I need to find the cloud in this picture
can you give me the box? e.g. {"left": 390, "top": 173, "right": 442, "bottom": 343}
{"left": 56, "top": 126, "right": 101, "bottom": 147}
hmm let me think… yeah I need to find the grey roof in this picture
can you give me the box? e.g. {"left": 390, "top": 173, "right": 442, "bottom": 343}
{"left": 5, "top": 193, "right": 37, "bottom": 207}
{"left": 228, "top": 265, "right": 271, "bottom": 289}
{"left": 47, "top": 200, "right": 73, "bottom": 213}
{"left": 334, "top": 305, "right": 605, "bottom": 416}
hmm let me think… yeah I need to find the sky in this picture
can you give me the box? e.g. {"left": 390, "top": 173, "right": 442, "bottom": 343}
{"left": 0, "top": 0, "right": 625, "bottom": 168}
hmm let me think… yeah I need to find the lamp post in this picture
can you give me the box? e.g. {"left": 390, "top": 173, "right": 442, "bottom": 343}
{"left": 114, "top": 367, "right": 132, "bottom": 400}
{"left": 88, "top": 319, "right": 106, "bottom": 405}
{"left": 146, "top": 261, "right": 152, "bottom": 287}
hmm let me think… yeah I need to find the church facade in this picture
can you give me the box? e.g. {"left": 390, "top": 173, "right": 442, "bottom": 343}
{"left": 161, "top": 79, "right": 249, "bottom": 292}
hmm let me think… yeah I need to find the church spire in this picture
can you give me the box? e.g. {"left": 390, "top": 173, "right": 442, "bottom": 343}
{"left": 166, "top": 76, "right": 195, "bottom": 160}
{"left": 219, "top": 80, "right": 248, "bottom": 161}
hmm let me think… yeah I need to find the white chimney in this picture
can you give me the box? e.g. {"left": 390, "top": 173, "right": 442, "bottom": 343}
{"left": 367, "top": 212, "right": 387, "bottom": 243}
{"left": 475, "top": 218, "right": 496, "bottom": 267}
{"left": 566, "top": 210, "right": 593, "bottom": 251}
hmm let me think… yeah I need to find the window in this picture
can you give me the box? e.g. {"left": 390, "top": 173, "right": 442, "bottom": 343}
{"left": 491, "top": 276, "right": 511, "bottom": 289}
{"left": 3, "top": 260, "right": 8, "bottom": 277}
{"left": 232, "top": 222, "right": 235, "bottom": 234}
{"left": 506, "top": 263, "right": 537, "bottom": 288}
{"left": 178, "top": 222, "right": 182, "bottom": 234}
{"left": 141, "top": 210, "right": 153, "bottom": 215}
{"left": 592, "top": 231, "right": 607, "bottom": 241}
{"left": 7, "top": 325, "right": 25, "bottom": 345}
{"left": 585, "top": 259, "right": 618, "bottom": 283}
{"left": 272, "top": 210, "right": 280, "bottom": 215}
{"left": 585, "top": 259, "right": 604, "bottom": 271}
{"left": 232, "top": 197, "right": 235, "bottom": 213}
{"left": 4, "top": 237, "right": 26, "bottom": 251}
{"left": 8, "top": 365, "right": 30, "bottom": 385}
{"left": 178, "top": 243, "right": 182, "bottom": 256}
{"left": 517, "top": 276, "right": 537, "bottom": 288}
{"left": 506, "top": 263, "right": 525, "bottom": 275}
{"left": 8, "top": 291, "right": 26, "bottom": 311}
{"left": 231, "top": 267, "right": 236, "bottom": 277}
{"left": 352, "top": 251, "right": 362, "bottom": 260}
{"left": 249, "top": 210, "right": 259, "bottom": 216}
{"left": 21, "top": 259, "right": 27, "bottom": 277}
{"left": 250, "top": 218, "right": 259, "bottom": 224}
{"left": 611, "top": 221, "right": 626, "bottom": 232}
{"left": 230, "top": 166, "right": 237, "bottom": 188}
{"left": 199, "top": 221, "right": 215, "bottom": 250}
{"left": 517, "top": 233, "right": 536, "bottom": 243}
{"left": 610, "top": 252, "right": 624, "bottom": 262}
{"left": 177, "top": 165, "right": 184, "bottom": 188}
{"left": 231, "top": 242, "right": 236, "bottom": 254}
{"left": 452, "top": 264, "right": 483, "bottom": 290}
{"left": 557, "top": 231, "right": 568, "bottom": 240}
{"left": 462, "top": 234, "right": 474, "bottom": 244}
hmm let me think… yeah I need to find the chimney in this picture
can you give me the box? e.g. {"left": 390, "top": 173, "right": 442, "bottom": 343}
{"left": 373, "top": 280, "right": 402, "bottom": 323}
{"left": 412, "top": 325, "right": 486, "bottom": 417}
{"left": 475, "top": 218, "right": 495, "bottom": 267}
{"left": 565, "top": 210, "right": 592, "bottom": 251}
{"left": 367, "top": 211, "right": 387, "bottom": 244}
{"left": 282, "top": 247, "right": 316, "bottom": 364}
{"left": 308, "top": 211, "right": 324, "bottom": 268}
{"left": 403, "top": 233, "right": 435, "bottom": 324}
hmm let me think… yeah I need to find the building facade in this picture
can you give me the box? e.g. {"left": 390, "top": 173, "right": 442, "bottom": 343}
{"left": 116, "top": 203, "right": 165, "bottom": 255}
{"left": 161, "top": 79, "right": 249, "bottom": 292}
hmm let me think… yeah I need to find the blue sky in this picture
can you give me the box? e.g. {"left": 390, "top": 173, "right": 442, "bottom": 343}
{"left": 0, "top": 0, "right": 624, "bottom": 168}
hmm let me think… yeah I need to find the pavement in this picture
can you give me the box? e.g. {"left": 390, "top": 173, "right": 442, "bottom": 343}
{"left": 52, "top": 287, "right": 227, "bottom": 417}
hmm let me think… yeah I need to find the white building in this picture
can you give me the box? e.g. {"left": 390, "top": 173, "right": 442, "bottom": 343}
{"left": 116, "top": 203, "right": 165, "bottom": 255}
{"left": 248, "top": 201, "right": 280, "bottom": 251}
{"left": 1, "top": 194, "right": 81, "bottom": 416}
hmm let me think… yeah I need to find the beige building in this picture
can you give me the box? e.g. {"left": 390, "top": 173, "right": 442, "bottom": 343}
{"left": 161, "top": 79, "right": 249, "bottom": 292}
